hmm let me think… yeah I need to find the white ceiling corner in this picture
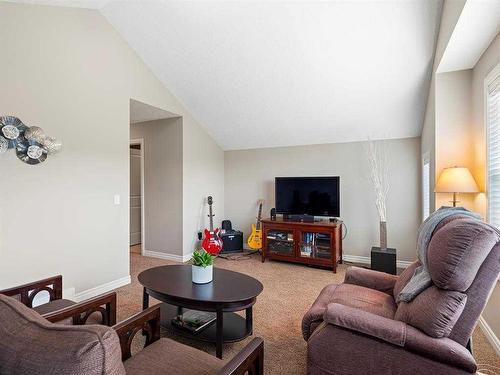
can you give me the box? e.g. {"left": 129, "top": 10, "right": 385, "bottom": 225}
{"left": 129, "top": 99, "right": 179, "bottom": 124}
{"left": 4, "top": 0, "right": 108, "bottom": 9}
{"left": 437, "top": 0, "right": 500, "bottom": 74}
{"left": 7, "top": 0, "right": 444, "bottom": 150}
{"left": 101, "top": 0, "right": 443, "bottom": 150}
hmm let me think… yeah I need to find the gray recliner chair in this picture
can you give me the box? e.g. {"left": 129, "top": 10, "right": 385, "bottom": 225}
{"left": 302, "top": 215, "right": 500, "bottom": 375}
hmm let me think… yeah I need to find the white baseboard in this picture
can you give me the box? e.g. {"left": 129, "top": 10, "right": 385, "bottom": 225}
{"left": 397, "top": 260, "right": 413, "bottom": 268}
{"left": 74, "top": 275, "right": 131, "bottom": 302}
{"left": 478, "top": 315, "right": 500, "bottom": 356}
{"left": 245, "top": 246, "right": 413, "bottom": 269}
{"left": 143, "top": 250, "right": 193, "bottom": 263}
{"left": 145, "top": 250, "right": 411, "bottom": 268}
{"left": 63, "top": 287, "right": 76, "bottom": 301}
{"left": 343, "top": 254, "right": 412, "bottom": 269}
{"left": 184, "top": 252, "right": 194, "bottom": 262}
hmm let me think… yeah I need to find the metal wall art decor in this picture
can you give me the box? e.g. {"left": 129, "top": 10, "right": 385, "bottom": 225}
{"left": 0, "top": 116, "right": 62, "bottom": 165}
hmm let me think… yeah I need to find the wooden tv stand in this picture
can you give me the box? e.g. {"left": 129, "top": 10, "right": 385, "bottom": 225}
{"left": 261, "top": 218, "right": 342, "bottom": 273}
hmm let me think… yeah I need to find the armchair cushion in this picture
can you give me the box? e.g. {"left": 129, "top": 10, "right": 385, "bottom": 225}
{"left": 302, "top": 283, "right": 397, "bottom": 340}
{"left": 327, "top": 284, "right": 397, "bottom": 319}
{"left": 323, "top": 303, "right": 406, "bottom": 347}
{"left": 0, "top": 295, "right": 125, "bottom": 375}
{"left": 395, "top": 286, "right": 466, "bottom": 338}
{"left": 33, "top": 299, "right": 104, "bottom": 325}
{"left": 33, "top": 298, "right": 75, "bottom": 324}
{"left": 427, "top": 218, "right": 498, "bottom": 292}
{"left": 344, "top": 266, "right": 398, "bottom": 295}
{"left": 33, "top": 298, "right": 75, "bottom": 314}
{"left": 124, "top": 337, "right": 223, "bottom": 375}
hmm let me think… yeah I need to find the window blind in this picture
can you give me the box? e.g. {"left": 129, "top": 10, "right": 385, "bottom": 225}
{"left": 487, "top": 73, "right": 500, "bottom": 228}
{"left": 422, "top": 158, "right": 430, "bottom": 220}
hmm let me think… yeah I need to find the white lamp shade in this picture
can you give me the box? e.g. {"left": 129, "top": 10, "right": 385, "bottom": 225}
{"left": 435, "top": 167, "right": 479, "bottom": 193}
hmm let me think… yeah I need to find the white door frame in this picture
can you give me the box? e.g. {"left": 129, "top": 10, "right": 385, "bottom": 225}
{"left": 130, "top": 138, "right": 145, "bottom": 255}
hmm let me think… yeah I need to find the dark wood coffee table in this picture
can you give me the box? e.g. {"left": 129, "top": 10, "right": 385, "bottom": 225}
{"left": 138, "top": 265, "right": 263, "bottom": 359}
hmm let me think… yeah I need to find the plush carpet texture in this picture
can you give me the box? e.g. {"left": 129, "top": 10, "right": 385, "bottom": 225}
{"left": 116, "top": 252, "right": 500, "bottom": 374}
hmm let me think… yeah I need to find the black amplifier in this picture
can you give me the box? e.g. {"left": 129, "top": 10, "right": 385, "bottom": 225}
{"left": 219, "top": 230, "right": 244, "bottom": 253}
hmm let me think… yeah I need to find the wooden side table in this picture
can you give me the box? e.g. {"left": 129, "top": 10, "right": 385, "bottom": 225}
{"left": 261, "top": 218, "right": 342, "bottom": 273}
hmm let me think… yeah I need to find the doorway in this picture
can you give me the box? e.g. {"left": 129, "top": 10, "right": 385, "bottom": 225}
{"left": 130, "top": 139, "right": 144, "bottom": 254}
{"left": 129, "top": 98, "right": 182, "bottom": 259}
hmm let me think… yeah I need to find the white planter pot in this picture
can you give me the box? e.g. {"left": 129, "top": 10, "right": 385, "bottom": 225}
{"left": 192, "top": 265, "right": 213, "bottom": 284}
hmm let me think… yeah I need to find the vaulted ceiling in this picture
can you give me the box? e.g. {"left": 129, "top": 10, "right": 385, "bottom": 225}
{"left": 437, "top": 0, "right": 500, "bottom": 73}
{"left": 9, "top": 0, "right": 443, "bottom": 150}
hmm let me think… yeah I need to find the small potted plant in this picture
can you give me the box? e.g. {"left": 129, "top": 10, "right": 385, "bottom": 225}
{"left": 190, "top": 249, "right": 215, "bottom": 284}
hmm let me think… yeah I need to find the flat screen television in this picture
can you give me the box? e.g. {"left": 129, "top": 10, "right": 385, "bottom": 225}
{"left": 275, "top": 176, "right": 340, "bottom": 217}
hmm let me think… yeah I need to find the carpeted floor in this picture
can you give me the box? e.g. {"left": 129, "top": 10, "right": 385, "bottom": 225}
{"left": 115, "top": 252, "right": 500, "bottom": 374}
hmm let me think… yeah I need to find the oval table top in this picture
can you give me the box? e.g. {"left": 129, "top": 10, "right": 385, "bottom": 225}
{"left": 138, "top": 265, "right": 263, "bottom": 305}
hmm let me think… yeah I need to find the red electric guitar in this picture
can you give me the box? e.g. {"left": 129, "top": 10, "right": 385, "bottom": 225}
{"left": 201, "top": 196, "right": 223, "bottom": 254}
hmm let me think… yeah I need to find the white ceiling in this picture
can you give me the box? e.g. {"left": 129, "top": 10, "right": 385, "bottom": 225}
{"left": 8, "top": 0, "right": 443, "bottom": 150}
{"left": 437, "top": 0, "right": 500, "bottom": 73}
{"left": 130, "top": 99, "right": 179, "bottom": 124}
{"left": 8, "top": 0, "right": 106, "bottom": 8}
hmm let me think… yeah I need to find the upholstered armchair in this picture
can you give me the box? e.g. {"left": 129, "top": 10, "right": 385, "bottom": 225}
{"left": 302, "top": 215, "right": 500, "bottom": 375}
{"left": 0, "top": 275, "right": 116, "bottom": 325}
{"left": 0, "top": 294, "right": 264, "bottom": 375}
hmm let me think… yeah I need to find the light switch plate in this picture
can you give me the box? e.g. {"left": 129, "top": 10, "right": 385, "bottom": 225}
{"left": 114, "top": 194, "right": 120, "bottom": 205}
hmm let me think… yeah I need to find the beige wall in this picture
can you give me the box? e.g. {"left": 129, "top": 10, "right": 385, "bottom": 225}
{"left": 0, "top": 2, "right": 223, "bottom": 295}
{"left": 471, "top": 32, "right": 500, "bottom": 343}
{"left": 429, "top": 28, "right": 500, "bottom": 343}
{"left": 421, "top": 77, "right": 436, "bottom": 212}
{"left": 435, "top": 70, "right": 476, "bottom": 210}
{"left": 421, "top": 0, "right": 466, "bottom": 213}
{"left": 129, "top": 147, "right": 142, "bottom": 245}
{"left": 225, "top": 137, "right": 421, "bottom": 262}
{"left": 482, "top": 282, "right": 500, "bottom": 342}
{"left": 472, "top": 33, "right": 500, "bottom": 218}
{"left": 131, "top": 118, "right": 183, "bottom": 257}
{"left": 183, "top": 119, "right": 225, "bottom": 257}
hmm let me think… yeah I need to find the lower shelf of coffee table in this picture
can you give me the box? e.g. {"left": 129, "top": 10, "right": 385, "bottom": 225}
{"left": 160, "top": 303, "right": 251, "bottom": 343}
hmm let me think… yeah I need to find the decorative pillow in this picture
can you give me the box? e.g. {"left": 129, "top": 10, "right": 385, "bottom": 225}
{"left": 393, "top": 261, "right": 420, "bottom": 300}
{"left": 394, "top": 286, "right": 466, "bottom": 338}
{"left": 427, "top": 218, "right": 498, "bottom": 292}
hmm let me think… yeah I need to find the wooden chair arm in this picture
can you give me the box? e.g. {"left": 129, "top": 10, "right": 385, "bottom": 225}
{"left": 0, "top": 275, "right": 63, "bottom": 307}
{"left": 43, "top": 291, "right": 117, "bottom": 326}
{"left": 218, "top": 337, "right": 264, "bottom": 375}
{"left": 113, "top": 305, "right": 161, "bottom": 361}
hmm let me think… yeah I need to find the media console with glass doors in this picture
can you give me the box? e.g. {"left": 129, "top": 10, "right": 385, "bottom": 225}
{"left": 261, "top": 218, "right": 342, "bottom": 273}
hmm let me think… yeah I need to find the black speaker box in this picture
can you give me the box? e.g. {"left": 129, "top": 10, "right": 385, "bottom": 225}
{"left": 219, "top": 230, "right": 243, "bottom": 253}
{"left": 284, "top": 214, "right": 314, "bottom": 222}
{"left": 371, "top": 247, "right": 397, "bottom": 275}
{"left": 221, "top": 220, "right": 232, "bottom": 231}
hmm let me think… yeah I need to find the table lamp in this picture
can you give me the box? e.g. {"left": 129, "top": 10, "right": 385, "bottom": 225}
{"left": 435, "top": 166, "right": 479, "bottom": 207}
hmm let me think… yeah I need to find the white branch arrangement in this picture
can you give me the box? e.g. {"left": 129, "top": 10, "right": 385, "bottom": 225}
{"left": 366, "top": 140, "right": 390, "bottom": 249}
{"left": 367, "top": 140, "right": 390, "bottom": 221}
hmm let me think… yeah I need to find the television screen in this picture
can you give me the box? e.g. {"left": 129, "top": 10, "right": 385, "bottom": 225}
{"left": 275, "top": 177, "right": 340, "bottom": 217}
